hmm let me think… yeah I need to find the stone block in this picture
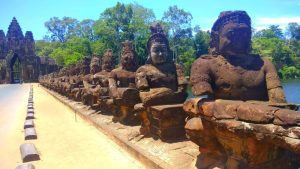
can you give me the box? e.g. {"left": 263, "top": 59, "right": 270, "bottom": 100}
{"left": 24, "top": 120, "right": 34, "bottom": 129}
{"left": 15, "top": 164, "right": 35, "bottom": 169}
{"left": 19, "top": 143, "right": 40, "bottom": 162}
{"left": 148, "top": 104, "right": 187, "bottom": 141}
{"left": 25, "top": 128, "right": 37, "bottom": 140}
{"left": 26, "top": 113, "right": 34, "bottom": 120}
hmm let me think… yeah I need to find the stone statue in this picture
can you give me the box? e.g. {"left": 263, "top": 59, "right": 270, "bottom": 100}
{"left": 81, "top": 56, "right": 101, "bottom": 106}
{"left": 68, "top": 57, "right": 90, "bottom": 101}
{"left": 184, "top": 11, "right": 300, "bottom": 169}
{"left": 190, "top": 11, "right": 286, "bottom": 103}
{"left": 135, "top": 23, "right": 188, "bottom": 140}
{"left": 93, "top": 49, "right": 115, "bottom": 113}
{"left": 108, "top": 41, "right": 140, "bottom": 124}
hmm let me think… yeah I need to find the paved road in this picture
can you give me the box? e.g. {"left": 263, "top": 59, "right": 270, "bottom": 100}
{"left": 0, "top": 84, "right": 29, "bottom": 168}
{"left": 0, "top": 84, "right": 145, "bottom": 169}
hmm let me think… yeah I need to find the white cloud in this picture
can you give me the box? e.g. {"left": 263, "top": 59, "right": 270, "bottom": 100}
{"left": 256, "top": 17, "right": 300, "bottom": 25}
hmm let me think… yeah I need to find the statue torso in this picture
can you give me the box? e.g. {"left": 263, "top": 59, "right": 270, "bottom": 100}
{"left": 94, "top": 71, "right": 110, "bottom": 87}
{"left": 111, "top": 67, "right": 136, "bottom": 87}
{"left": 138, "top": 63, "right": 178, "bottom": 91}
{"left": 193, "top": 55, "right": 269, "bottom": 101}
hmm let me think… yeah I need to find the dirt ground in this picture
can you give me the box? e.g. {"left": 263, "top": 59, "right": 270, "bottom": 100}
{"left": 0, "top": 83, "right": 145, "bottom": 169}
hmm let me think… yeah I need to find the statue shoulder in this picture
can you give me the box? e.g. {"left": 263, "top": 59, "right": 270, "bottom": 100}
{"left": 192, "top": 54, "right": 215, "bottom": 67}
{"left": 136, "top": 64, "right": 152, "bottom": 73}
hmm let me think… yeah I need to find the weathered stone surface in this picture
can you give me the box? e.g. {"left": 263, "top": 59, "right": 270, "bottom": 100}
{"left": 108, "top": 41, "right": 140, "bottom": 124}
{"left": 15, "top": 164, "right": 35, "bottom": 169}
{"left": 274, "top": 109, "right": 300, "bottom": 126}
{"left": 185, "top": 10, "right": 298, "bottom": 169}
{"left": 135, "top": 23, "right": 188, "bottom": 140}
{"left": 183, "top": 98, "right": 203, "bottom": 117}
{"left": 0, "top": 18, "right": 58, "bottom": 84}
{"left": 236, "top": 103, "right": 277, "bottom": 123}
{"left": 27, "top": 108, "right": 34, "bottom": 113}
{"left": 24, "top": 127, "right": 37, "bottom": 140}
{"left": 26, "top": 113, "right": 34, "bottom": 120}
{"left": 148, "top": 104, "right": 186, "bottom": 141}
{"left": 24, "top": 120, "right": 34, "bottom": 129}
{"left": 19, "top": 143, "right": 40, "bottom": 162}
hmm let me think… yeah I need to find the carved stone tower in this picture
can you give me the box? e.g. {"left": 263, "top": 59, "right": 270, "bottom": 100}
{"left": 0, "top": 17, "right": 46, "bottom": 83}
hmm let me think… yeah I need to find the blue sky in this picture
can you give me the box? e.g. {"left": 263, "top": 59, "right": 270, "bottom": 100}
{"left": 1, "top": 0, "right": 300, "bottom": 40}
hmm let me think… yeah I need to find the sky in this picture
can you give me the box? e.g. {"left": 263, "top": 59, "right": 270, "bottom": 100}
{"left": 1, "top": 0, "right": 300, "bottom": 40}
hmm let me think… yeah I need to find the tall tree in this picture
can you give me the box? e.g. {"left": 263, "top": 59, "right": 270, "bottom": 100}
{"left": 130, "top": 2, "right": 155, "bottom": 64}
{"left": 75, "top": 19, "right": 96, "bottom": 41}
{"left": 287, "top": 23, "right": 300, "bottom": 40}
{"left": 194, "top": 28, "right": 210, "bottom": 57}
{"left": 269, "top": 25, "right": 284, "bottom": 39}
{"left": 162, "top": 5, "right": 193, "bottom": 61}
{"left": 94, "top": 2, "right": 156, "bottom": 64}
{"left": 253, "top": 25, "right": 284, "bottom": 39}
{"left": 45, "top": 17, "right": 79, "bottom": 42}
{"left": 94, "top": 2, "right": 134, "bottom": 57}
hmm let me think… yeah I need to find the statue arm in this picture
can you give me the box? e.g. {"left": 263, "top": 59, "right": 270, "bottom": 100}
{"left": 264, "top": 59, "right": 287, "bottom": 103}
{"left": 108, "top": 72, "right": 118, "bottom": 98}
{"left": 135, "top": 68, "right": 149, "bottom": 91}
{"left": 175, "top": 63, "right": 188, "bottom": 92}
{"left": 190, "top": 58, "right": 214, "bottom": 98}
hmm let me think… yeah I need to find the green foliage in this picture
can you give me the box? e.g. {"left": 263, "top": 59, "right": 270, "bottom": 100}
{"left": 162, "top": 5, "right": 195, "bottom": 74}
{"left": 253, "top": 25, "right": 284, "bottom": 39}
{"left": 35, "top": 40, "right": 60, "bottom": 57}
{"left": 194, "top": 29, "right": 210, "bottom": 57}
{"left": 45, "top": 17, "right": 79, "bottom": 42}
{"left": 287, "top": 23, "right": 300, "bottom": 40}
{"left": 252, "top": 31, "right": 300, "bottom": 79}
{"left": 38, "top": 2, "right": 300, "bottom": 80}
{"left": 64, "top": 37, "right": 92, "bottom": 56}
{"left": 75, "top": 19, "right": 96, "bottom": 41}
{"left": 50, "top": 47, "right": 83, "bottom": 66}
{"left": 279, "top": 66, "right": 300, "bottom": 79}
{"left": 178, "top": 47, "right": 196, "bottom": 75}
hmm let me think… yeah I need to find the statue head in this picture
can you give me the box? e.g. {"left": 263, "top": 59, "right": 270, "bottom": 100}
{"left": 147, "top": 23, "right": 171, "bottom": 65}
{"left": 80, "top": 57, "right": 91, "bottom": 75}
{"left": 209, "top": 11, "right": 252, "bottom": 56}
{"left": 90, "top": 56, "right": 100, "bottom": 74}
{"left": 102, "top": 49, "right": 114, "bottom": 71}
{"left": 120, "top": 40, "right": 138, "bottom": 71}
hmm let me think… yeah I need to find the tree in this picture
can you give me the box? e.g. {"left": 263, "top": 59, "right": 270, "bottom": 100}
{"left": 75, "top": 19, "right": 96, "bottom": 41}
{"left": 45, "top": 17, "right": 79, "bottom": 42}
{"left": 35, "top": 40, "right": 60, "bottom": 57}
{"left": 130, "top": 2, "right": 155, "bottom": 64}
{"left": 269, "top": 25, "right": 284, "bottom": 39}
{"left": 65, "top": 37, "right": 92, "bottom": 57}
{"left": 279, "top": 66, "right": 300, "bottom": 79}
{"left": 253, "top": 25, "right": 283, "bottom": 39}
{"left": 49, "top": 47, "right": 83, "bottom": 66}
{"left": 93, "top": 2, "right": 156, "bottom": 65}
{"left": 94, "top": 2, "right": 135, "bottom": 58}
{"left": 194, "top": 29, "right": 210, "bottom": 57}
{"left": 287, "top": 23, "right": 300, "bottom": 40}
{"left": 162, "top": 5, "right": 193, "bottom": 61}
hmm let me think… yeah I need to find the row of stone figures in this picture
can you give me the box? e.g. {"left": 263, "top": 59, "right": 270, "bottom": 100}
{"left": 40, "top": 11, "right": 300, "bottom": 169}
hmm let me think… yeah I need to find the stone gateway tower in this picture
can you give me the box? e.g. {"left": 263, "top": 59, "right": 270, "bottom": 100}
{"left": 0, "top": 17, "right": 57, "bottom": 84}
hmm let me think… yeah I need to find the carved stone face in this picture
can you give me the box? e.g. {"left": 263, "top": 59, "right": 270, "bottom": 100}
{"left": 90, "top": 64, "right": 100, "bottom": 74}
{"left": 90, "top": 57, "right": 100, "bottom": 74}
{"left": 150, "top": 42, "right": 168, "bottom": 64}
{"left": 219, "top": 23, "right": 251, "bottom": 56}
{"left": 121, "top": 52, "right": 136, "bottom": 70}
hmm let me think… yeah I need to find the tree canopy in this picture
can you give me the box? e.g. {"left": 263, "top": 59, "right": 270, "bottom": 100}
{"left": 37, "top": 2, "right": 300, "bottom": 79}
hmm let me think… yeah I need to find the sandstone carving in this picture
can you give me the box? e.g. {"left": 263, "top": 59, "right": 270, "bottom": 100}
{"left": 185, "top": 11, "right": 300, "bottom": 169}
